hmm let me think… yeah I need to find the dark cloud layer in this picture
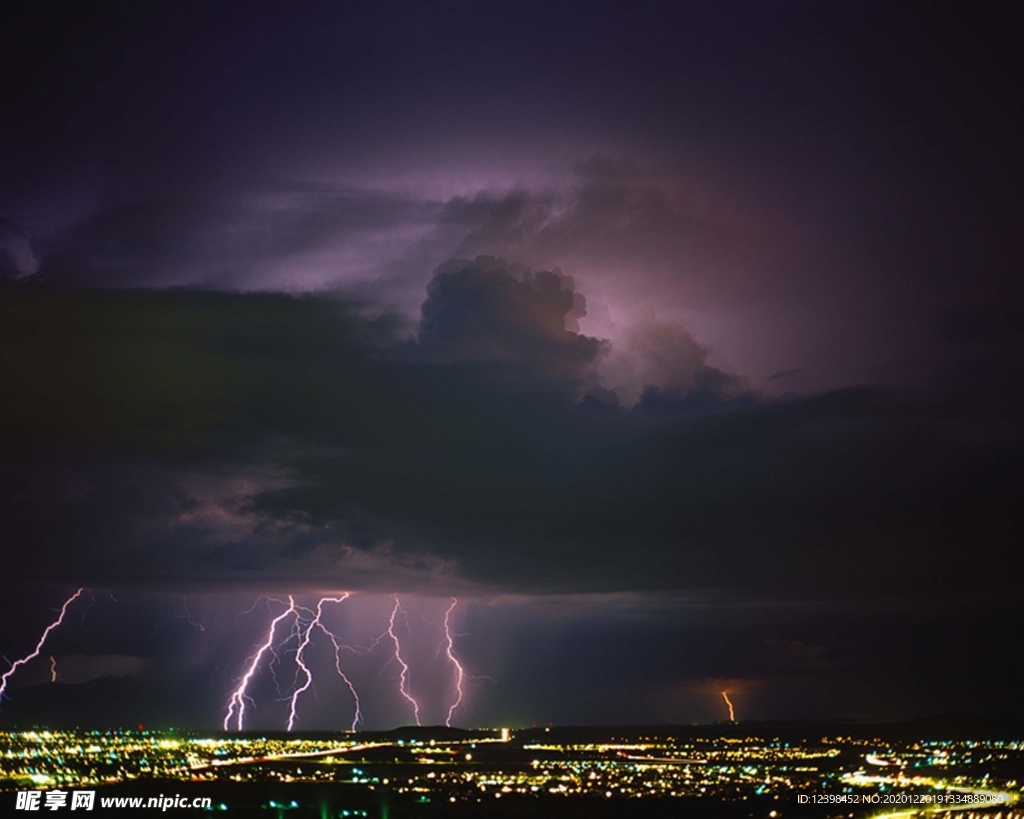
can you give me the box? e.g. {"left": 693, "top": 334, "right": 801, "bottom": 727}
{"left": 34, "top": 182, "right": 440, "bottom": 292}
{"left": 419, "top": 258, "right": 603, "bottom": 379}
{"left": 2, "top": 268, "right": 1019, "bottom": 602}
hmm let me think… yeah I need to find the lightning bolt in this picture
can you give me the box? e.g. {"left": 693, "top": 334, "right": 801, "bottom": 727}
{"left": 49, "top": 656, "right": 57, "bottom": 683}
{"left": 266, "top": 601, "right": 305, "bottom": 697}
{"left": 443, "top": 598, "right": 465, "bottom": 727}
{"left": 237, "top": 596, "right": 282, "bottom": 617}
{"left": 314, "top": 611, "right": 364, "bottom": 731}
{"left": 721, "top": 691, "right": 736, "bottom": 722}
{"left": 0, "top": 588, "right": 84, "bottom": 706}
{"left": 387, "top": 597, "right": 421, "bottom": 726}
{"left": 181, "top": 597, "right": 205, "bottom": 631}
{"left": 287, "top": 594, "right": 363, "bottom": 732}
{"left": 147, "top": 596, "right": 206, "bottom": 638}
{"left": 224, "top": 595, "right": 298, "bottom": 731}
{"left": 286, "top": 606, "right": 321, "bottom": 732}
{"left": 79, "top": 592, "right": 97, "bottom": 625}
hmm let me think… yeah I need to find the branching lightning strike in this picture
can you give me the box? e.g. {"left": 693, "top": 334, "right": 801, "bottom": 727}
{"left": 178, "top": 597, "right": 205, "bottom": 631}
{"left": 0, "top": 588, "right": 84, "bottom": 706}
{"left": 224, "top": 593, "right": 479, "bottom": 730}
{"left": 387, "top": 597, "right": 421, "bottom": 726}
{"left": 3, "top": 589, "right": 480, "bottom": 729}
{"left": 147, "top": 597, "right": 206, "bottom": 638}
{"left": 443, "top": 598, "right": 465, "bottom": 727}
{"left": 287, "top": 594, "right": 363, "bottom": 732}
{"left": 224, "top": 595, "right": 298, "bottom": 731}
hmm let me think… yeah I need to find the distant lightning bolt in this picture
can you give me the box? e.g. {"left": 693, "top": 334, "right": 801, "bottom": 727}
{"left": 224, "top": 595, "right": 298, "bottom": 731}
{"left": 0, "top": 589, "right": 84, "bottom": 706}
{"left": 147, "top": 596, "right": 206, "bottom": 638}
{"left": 287, "top": 594, "right": 363, "bottom": 732}
{"left": 443, "top": 598, "right": 465, "bottom": 727}
{"left": 237, "top": 596, "right": 283, "bottom": 617}
{"left": 721, "top": 691, "right": 736, "bottom": 722}
{"left": 79, "top": 592, "right": 97, "bottom": 625}
{"left": 313, "top": 609, "right": 364, "bottom": 731}
{"left": 181, "top": 598, "right": 205, "bottom": 631}
{"left": 49, "top": 656, "right": 57, "bottom": 683}
{"left": 387, "top": 597, "right": 421, "bottom": 726}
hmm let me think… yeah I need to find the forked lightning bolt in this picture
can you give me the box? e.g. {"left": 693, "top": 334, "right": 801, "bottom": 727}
{"left": 224, "top": 595, "right": 298, "bottom": 730}
{"left": 3, "top": 590, "right": 480, "bottom": 729}
{"left": 287, "top": 594, "right": 364, "bottom": 732}
{"left": 387, "top": 597, "right": 421, "bottom": 726}
{"left": 443, "top": 598, "right": 465, "bottom": 727}
{"left": 0, "top": 589, "right": 84, "bottom": 706}
{"left": 286, "top": 604, "right": 320, "bottom": 731}
{"left": 147, "top": 597, "right": 206, "bottom": 639}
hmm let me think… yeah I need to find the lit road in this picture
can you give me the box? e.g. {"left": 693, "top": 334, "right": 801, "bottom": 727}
{"left": 189, "top": 742, "right": 389, "bottom": 770}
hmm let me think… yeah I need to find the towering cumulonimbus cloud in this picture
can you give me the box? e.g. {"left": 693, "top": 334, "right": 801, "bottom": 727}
{"left": 417, "top": 256, "right": 604, "bottom": 381}
{"left": 415, "top": 256, "right": 747, "bottom": 407}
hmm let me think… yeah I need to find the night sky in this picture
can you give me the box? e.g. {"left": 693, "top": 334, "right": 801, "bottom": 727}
{"left": 1, "top": 0, "right": 1021, "bottom": 730}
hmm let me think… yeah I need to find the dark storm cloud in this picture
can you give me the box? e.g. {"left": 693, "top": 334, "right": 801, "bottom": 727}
{"left": 935, "top": 304, "right": 1024, "bottom": 358}
{"left": 13, "top": 152, "right": 836, "bottom": 392}
{"left": 767, "top": 369, "right": 804, "bottom": 383}
{"left": 24, "top": 158, "right": 764, "bottom": 304}
{"left": 18, "top": 160, "right": 784, "bottom": 400}
{"left": 2, "top": 271, "right": 1020, "bottom": 600}
{"left": 418, "top": 257, "right": 603, "bottom": 379}
{"left": 0, "top": 219, "right": 38, "bottom": 279}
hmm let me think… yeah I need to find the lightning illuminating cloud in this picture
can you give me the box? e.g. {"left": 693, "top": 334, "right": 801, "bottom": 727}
{"left": 0, "top": 588, "right": 84, "bottom": 706}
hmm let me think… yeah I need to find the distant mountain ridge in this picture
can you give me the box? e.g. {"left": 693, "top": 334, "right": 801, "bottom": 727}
{"left": 0, "top": 675, "right": 149, "bottom": 730}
